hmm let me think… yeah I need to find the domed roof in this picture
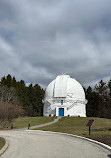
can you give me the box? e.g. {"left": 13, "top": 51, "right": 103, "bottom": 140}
{"left": 45, "top": 74, "right": 85, "bottom": 100}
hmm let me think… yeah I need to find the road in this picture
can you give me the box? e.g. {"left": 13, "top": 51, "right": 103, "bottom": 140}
{"left": 0, "top": 130, "right": 111, "bottom": 158}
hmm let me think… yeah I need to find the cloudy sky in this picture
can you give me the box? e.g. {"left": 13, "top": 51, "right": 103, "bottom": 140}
{"left": 0, "top": 0, "right": 111, "bottom": 88}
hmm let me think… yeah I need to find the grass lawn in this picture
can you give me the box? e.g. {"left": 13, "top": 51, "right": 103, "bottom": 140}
{"left": 0, "top": 137, "right": 5, "bottom": 150}
{"left": 36, "top": 117, "right": 111, "bottom": 146}
{"left": 13, "top": 116, "right": 56, "bottom": 129}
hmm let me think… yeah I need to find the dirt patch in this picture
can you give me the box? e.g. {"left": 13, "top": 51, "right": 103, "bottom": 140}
{"left": 91, "top": 136, "right": 111, "bottom": 146}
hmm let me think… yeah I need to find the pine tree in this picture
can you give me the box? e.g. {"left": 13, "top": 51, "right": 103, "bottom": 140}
{"left": 86, "top": 86, "right": 98, "bottom": 117}
{"left": 95, "top": 80, "right": 109, "bottom": 118}
{"left": 0, "top": 74, "right": 45, "bottom": 116}
{"left": 108, "top": 79, "right": 111, "bottom": 97}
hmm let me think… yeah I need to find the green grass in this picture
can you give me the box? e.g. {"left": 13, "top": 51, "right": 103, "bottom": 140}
{"left": 0, "top": 137, "right": 5, "bottom": 150}
{"left": 13, "top": 116, "right": 56, "bottom": 129}
{"left": 36, "top": 117, "right": 111, "bottom": 138}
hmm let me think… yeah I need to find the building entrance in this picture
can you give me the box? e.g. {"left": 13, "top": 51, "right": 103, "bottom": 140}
{"left": 59, "top": 108, "right": 64, "bottom": 116}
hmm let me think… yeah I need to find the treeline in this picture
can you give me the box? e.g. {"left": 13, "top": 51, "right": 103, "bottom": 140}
{"left": 0, "top": 74, "right": 111, "bottom": 119}
{"left": 0, "top": 74, "right": 44, "bottom": 117}
{"left": 85, "top": 79, "right": 111, "bottom": 118}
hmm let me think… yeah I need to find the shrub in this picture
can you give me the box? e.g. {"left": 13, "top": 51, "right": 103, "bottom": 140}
{"left": 0, "top": 101, "right": 23, "bottom": 128}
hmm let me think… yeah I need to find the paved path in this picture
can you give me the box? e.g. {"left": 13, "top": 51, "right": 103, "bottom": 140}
{"left": 30, "top": 116, "right": 61, "bottom": 130}
{"left": 0, "top": 130, "right": 111, "bottom": 158}
{"left": 15, "top": 117, "right": 61, "bottom": 131}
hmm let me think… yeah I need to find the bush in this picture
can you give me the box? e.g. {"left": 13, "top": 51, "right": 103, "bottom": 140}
{"left": 0, "top": 101, "right": 23, "bottom": 128}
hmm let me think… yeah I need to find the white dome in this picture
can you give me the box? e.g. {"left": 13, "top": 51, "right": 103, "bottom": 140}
{"left": 43, "top": 74, "right": 87, "bottom": 117}
{"left": 45, "top": 75, "right": 85, "bottom": 100}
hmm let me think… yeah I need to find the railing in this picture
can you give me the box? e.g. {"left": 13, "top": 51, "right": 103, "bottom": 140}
{"left": 67, "top": 100, "right": 79, "bottom": 110}
{"left": 67, "top": 99, "right": 87, "bottom": 110}
{"left": 44, "top": 97, "right": 87, "bottom": 112}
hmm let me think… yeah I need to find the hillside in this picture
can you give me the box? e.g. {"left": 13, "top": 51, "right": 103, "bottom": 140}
{"left": 13, "top": 117, "right": 56, "bottom": 129}
{"left": 36, "top": 117, "right": 111, "bottom": 146}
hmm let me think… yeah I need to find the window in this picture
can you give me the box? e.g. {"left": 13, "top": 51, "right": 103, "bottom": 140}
{"left": 61, "top": 100, "right": 63, "bottom": 105}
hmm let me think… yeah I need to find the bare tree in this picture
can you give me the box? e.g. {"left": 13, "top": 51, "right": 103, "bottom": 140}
{"left": 0, "top": 102, "right": 23, "bottom": 128}
{"left": 0, "top": 86, "right": 19, "bottom": 105}
{"left": 0, "top": 85, "right": 5, "bottom": 104}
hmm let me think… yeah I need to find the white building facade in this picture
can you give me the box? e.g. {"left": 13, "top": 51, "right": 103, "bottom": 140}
{"left": 43, "top": 75, "right": 87, "bottom": 117}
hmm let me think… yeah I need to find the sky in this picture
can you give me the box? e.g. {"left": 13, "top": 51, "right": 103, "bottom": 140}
{"left": 0, "top": 0, "right": 111, "bottom": 88}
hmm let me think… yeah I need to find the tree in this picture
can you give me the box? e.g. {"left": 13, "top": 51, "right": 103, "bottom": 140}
{"left": 1, "top": 74, "right": 12, "bottom": 88}
{"left": 0, "top": 102, "right": 23, "bottom": 128}
{"left": 0, "top": 85, "right": 18, "bottom": 104}
{"left": 108, "top": 79, "right": 111, "bottom": 97}
{"left": 0, "top": 74, "right": 45, "bottom": 116}
{"left": 86, "top": 86, "right": 98, "bottom": 117}
{"left": 94, "top": 80, "right": 110, "bottom": 118}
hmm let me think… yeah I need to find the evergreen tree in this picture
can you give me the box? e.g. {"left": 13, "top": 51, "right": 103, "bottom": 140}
{"left": 86, "top": 86, "right": 99, "bottom": 117}
{"left": 108, "top": 79, "right": 111, "bottom": 97}
{"left": 94, "top": 80, "right": 110, "bottom": 118}
{"left": 0, "top": 74, "right": 45, "bottom": 116}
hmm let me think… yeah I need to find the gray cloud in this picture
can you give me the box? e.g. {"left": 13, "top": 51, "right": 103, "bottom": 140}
{"left": 0, "top": 0, "right": 111, "bottom": 88}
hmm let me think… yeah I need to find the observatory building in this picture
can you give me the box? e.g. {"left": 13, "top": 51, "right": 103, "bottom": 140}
{"left": 43, "top": 74, "right": 87, "bottom": 117}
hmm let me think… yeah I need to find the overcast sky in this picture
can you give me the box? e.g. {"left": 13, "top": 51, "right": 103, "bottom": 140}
{"left": 0, "top": 0, "right": 111, "bottom": 88}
